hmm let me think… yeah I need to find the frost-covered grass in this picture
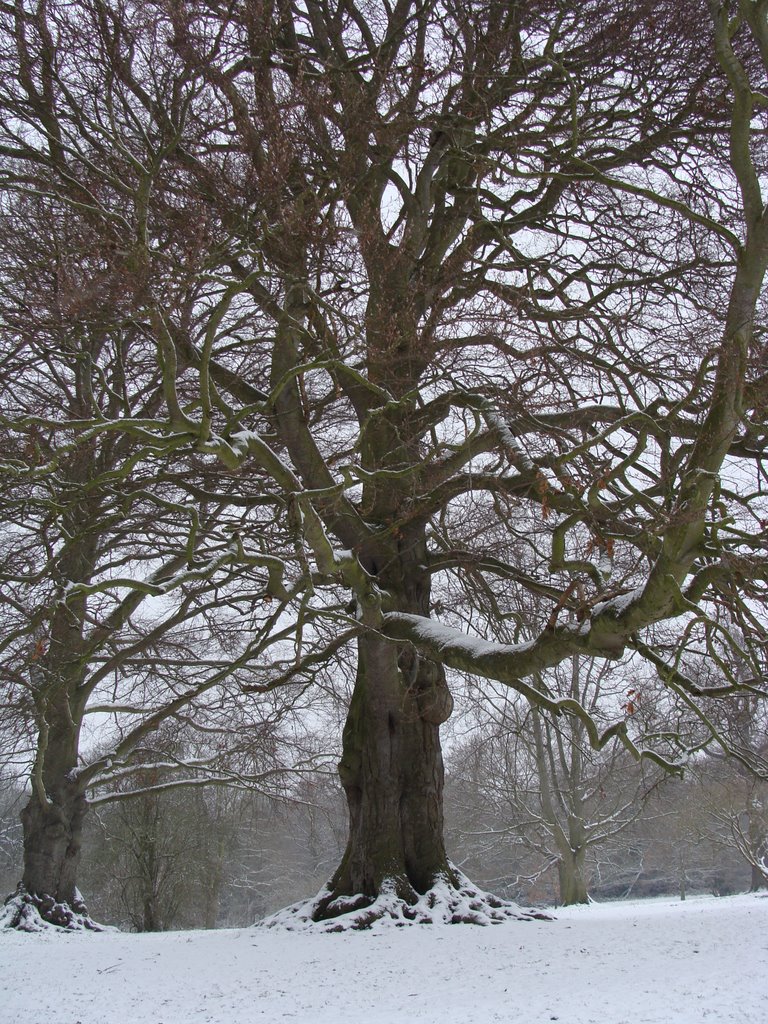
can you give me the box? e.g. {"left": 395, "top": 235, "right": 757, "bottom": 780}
{"left": 1, "top": 892, "right": 766, "bottom": 1023}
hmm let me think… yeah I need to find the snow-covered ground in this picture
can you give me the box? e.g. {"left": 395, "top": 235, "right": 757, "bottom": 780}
{"left": 1, "top": 893, "right": 766, "bottom": 1024}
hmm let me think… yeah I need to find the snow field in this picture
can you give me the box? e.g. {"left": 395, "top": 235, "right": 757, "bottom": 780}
{"left": 0, "top": 893, "right": 765, "bottom": 1024}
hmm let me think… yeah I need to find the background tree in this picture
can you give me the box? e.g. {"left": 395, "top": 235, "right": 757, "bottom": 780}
{"left": 446, "top": 658, "right": 665, "bottom": 905}
{"left": 697, "top": 696, "right": 768, "bottom": 892}
{"left": 0, "top": 184, "right": 320, "bottom": 928}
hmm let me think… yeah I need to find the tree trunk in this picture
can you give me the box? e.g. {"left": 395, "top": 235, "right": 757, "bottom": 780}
{"left": 679, "top": 849, "right": 687, "bottom": 901}
{"left": 203, "top": 853, "right": 224, "bottom": 930}
{"left": 140, "top": 833, "right": 162, "bottom": 932}
{"left": 4, "top": 778, "right": 94, "bottom": 930}
{"left": 314, "top": 630, "right": 454, "bottom": 920}
{"left": 311, "top": 524, "right": 458, "bottom": 922}
{"left": 142, "top": 893, "right": 161, "bottom": 933}
{"left": 556, "top": 846, "right": 589, "bottom": 906}
{"left": 750, "top": 862, "right": 767, "bottom": 892}
{"left": 25, "top": 682, "right": 87, "bottom": 896}
{"left": 3, "top": 503, "right": 101, "bottom": 930}
{"left": 21, "top": 784, "right": 87, "bottom": 909}
{"left": 3, "top": 683, "right": 98, "bottom": 930}
{"left": 292, "top": 609, "right": 542, "bottom": 927}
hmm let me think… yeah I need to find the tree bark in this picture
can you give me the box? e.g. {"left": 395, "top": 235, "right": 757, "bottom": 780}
{"left": 5, "top": 624, "right": 98, "bottom": 929}
{"left": 750, "top": 863, "right": 767, "bottom": 892}
{"left": 556, "top": 846, "right": 589, "bottom": 906}
{"left": 21, "top": 785, "right": 87, "bottom": 910}
{"left": 316, "top": 633, "right": 454, "bottom": 916}
{"left": 5, "top": 765, "right": 95, "bottom": 929}
{"left": 312, "top": 528, "right": 456, "bottom": 921}
{"left": 14, "top": 694, "right": 93, "bottom": 927}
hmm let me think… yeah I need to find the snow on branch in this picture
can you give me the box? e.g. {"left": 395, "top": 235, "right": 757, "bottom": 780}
{"left": 382, "top": 612, "right": 684, "bottom": 774}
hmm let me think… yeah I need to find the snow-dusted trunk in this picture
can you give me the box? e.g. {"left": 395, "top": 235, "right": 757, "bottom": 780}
{"left": 5, "top": 542, "right": 100, "bottom": 930}
{"left": 556, "top": 845, "right": 589, "bottom": 906}
{"left": 746, "top": 800, "right": 768, "bottom": 891}
{"left": 554, "top": 809, "right": 590, "bottom": 906}
{"left": 25, "top": 690, "right": 87, "bottom": 899}
{"left": 21, "top": 782, "right": 88, "bottom": 913}
{"left": 4, "top": 694, "right": 97, "bottom": 930}
{"left": 530, "top": 697, "right": 591, "bottom": 906}
{"left": 312, "top": 533, "right": 456, "bottom": 921}
{"left": 318, "top": 634, "right": 454, "bottom": 915}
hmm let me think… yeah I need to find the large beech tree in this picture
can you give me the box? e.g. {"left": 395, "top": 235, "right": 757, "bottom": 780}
{"left": 2, "top": 0, "right": 768, "bottom": 927}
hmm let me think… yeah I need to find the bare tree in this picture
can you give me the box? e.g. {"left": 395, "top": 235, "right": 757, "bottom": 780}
{"left": 698, "top": 694, "right": 768, "bottom": 890}
{"left": 446, "top": 659, "right": 665, "bottom": 905}
{"left": 0, "top": 186, "right": 316, "bottom": 928}
{"left": 2, "top": 0, "right": 767, "bottom": 928}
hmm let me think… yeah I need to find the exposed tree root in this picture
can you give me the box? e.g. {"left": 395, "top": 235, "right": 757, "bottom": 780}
{"left": 260, "top": 868, "right": 552, "bottom": 932}
{"left": 0, "top": 884, "right": 109, "bottom": 933}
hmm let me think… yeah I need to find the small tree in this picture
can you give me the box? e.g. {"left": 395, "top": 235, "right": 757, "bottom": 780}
{"left": 447, "top": 659, "right": 664, "bottom": 905}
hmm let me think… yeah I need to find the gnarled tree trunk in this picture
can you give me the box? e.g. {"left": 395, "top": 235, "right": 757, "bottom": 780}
{"left": 4, "top": 698, "right": 97, "bottom": 931}
{"left": 312, "top": 527, "right": 457, "bottom": 921}
{"left": 19, "top": 783, "right": 89, "bottom": 921}
{"left": 317, "top": 629, "right": 455, "bottom": 918}
{"left": 288, "top": 525, "right": 538, "bottom": 927}
{"left": 3, "top": 565, "right": 100, "bottom": 931}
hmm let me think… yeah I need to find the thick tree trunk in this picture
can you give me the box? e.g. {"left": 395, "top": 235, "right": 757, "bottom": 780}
{"left": 311, "top": 522, "right": 459, "bottom": 922}
{"left": 556, "top": 846, "right": 589, "bottom": 906}
{"left": 314, "top": 630, "right": 454, "bottom": 920}
{"left": 3, "top": 779, "right": 95, "bottom": 931}
{"left": 21, "top": 783, "right": 87, "bottom": 909}
{"left": 284, "top": 611, "right": 542, "bottom": 927}
{"left": 23, "top": 687, "right": 87, "bottom": 902}
{"left": 3, "top": 684, "right": 99, "bottom": 930}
